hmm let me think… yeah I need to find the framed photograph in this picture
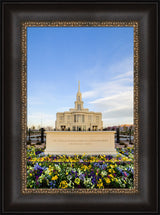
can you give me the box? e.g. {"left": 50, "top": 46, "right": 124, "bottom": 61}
{"left": 24, "top": 22, "right": 136, "bottom": 193}
{"left": 2, "top": 1, "right": 158, "bottom": 213}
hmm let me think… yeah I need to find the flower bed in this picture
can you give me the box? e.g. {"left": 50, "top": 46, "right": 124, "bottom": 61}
{"left": 116, "top": 147, "right": 134, "bottom": 159}
{"left": 26, "top": 146, "right": 134, "bottom": 189}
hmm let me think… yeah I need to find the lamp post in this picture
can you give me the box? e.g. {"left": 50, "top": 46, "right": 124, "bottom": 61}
{"left": 41, "top": 128, "right": 44, "bottom": 143}
{"left": 116, "top": 127, "right": 120, "bottom": 143}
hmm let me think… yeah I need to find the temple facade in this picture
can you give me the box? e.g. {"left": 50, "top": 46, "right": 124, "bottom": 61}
{"left": 55, "top": 81, "right": 103, "bottom": 131}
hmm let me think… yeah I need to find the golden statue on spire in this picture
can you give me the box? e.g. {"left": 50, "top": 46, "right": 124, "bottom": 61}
{"left": 78, "top": 80, "right": 80, "bottom": 92}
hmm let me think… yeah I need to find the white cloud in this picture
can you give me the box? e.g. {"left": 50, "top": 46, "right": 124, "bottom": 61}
{"left": 82, "top": 65, "right": 133, "bottom": 126}
{"left": 90, "top": 90, "right": 133, "bottom": 122}
{"left": 82, "top": 90, "right": 98, "bottom": 99}
{"left": 106, "top": 57, "right": 133, "bottom": 76}
{"left": 90, "top": 91, "right": 133, "bottom": 105}
{"left": 103, "top": 106, "right": 133, "bottom": 119}
{"left": 83, "top": 78, "right": 133, "bottom": 100}
{"left": 113, "top": 71, "right": 133, "bottom": 80}
{"left": 27, "top": 112, "right": 56, "bottom": 128}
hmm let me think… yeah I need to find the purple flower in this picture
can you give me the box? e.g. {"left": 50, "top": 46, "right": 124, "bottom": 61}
{"left": 91, "top": 177, "right": 96, "bottom": 184}
{"left": 34, "top": 163, "right": 44, "bottom": 171}
{"left": 34, "top": 163, "right": 44, "bottom": 176}
{"left": 79, "top": 174, "right": 85, "bottom": 180}
{"left": 35, "top": 151, "right": 41, "bottom": 155}
{"left": 97, "top": 176, "right": 100, "bottom": 180}
{"left": 49, "top": 181, "right": 56, "bottom": 188}
{"left": 35, "top": 176, "right": 39, "bottom": 180}
{"left": 117, "top": 167, "right": 123, "bottom": 174}
{"left": 123, "top": 171, "right": 129, "bottom": 177}
{"left": 36, "top": 181, "right": 39, "bottom": 186}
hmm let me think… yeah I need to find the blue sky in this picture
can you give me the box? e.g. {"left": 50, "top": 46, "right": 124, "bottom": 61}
{"left": 27, "top": 27, "right": 134, "bottom": 128}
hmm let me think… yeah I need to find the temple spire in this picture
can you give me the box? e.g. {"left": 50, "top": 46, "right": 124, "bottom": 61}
{"left": 78, "top": 80, "right": 80, "bottom": 92}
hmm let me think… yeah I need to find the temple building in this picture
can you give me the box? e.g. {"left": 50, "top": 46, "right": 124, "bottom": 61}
{"left": 55, "top": 81, "right": 103, "bottom": 131}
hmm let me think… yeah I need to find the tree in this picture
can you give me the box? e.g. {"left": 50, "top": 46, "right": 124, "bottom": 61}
{"left": 45, "top": 126, "right": 54, "bottom": 131}
{"left": 31, "top": 125, "right": 35, "bottom": 130}
{"left": 123, "top": 125, "right": 128, "bottom": 132}
{"left": 37, "top": 125, "right": 41, "bottom": 130}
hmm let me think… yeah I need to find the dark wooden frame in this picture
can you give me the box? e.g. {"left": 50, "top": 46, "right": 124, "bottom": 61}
{"left": 1, "top": 1, "right": 158, "bottom": 213}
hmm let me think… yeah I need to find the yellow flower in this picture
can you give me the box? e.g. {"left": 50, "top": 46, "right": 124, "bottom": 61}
{"left": 108, "top": 169, "right": 112, "bottom": 173}
{"left": 105, "top": 178, "right": 111, "bottom": 184}
{"left": 74, "top": 178, "right": 80, "bottom": 185}
{"left": 97, "top": 179, "right": 104, "bottom": 188}
{"left": 108, "top": 174, "right": 114, "bottom": 178}
{"left": 81, "top": 165, "right": 88, "bottom": 171}
{"left": 114, "top": 178, "right": 118, "bottom": 183}
{"left": 30, "top": 173, "right": 32, "bottom": 176}
{"left": 97, "top": 183, "right": 104, "bottom": 188}
{"left": 59, "top": 180, "right": 68, "bottom": 189}
{"left": 51, "top": 175, "right": 58, "bottom": 180}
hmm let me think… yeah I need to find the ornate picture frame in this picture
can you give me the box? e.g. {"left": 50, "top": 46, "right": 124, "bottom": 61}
{"left": 22, "top": 21, "right": 138, "bottom": 194}
{"left": 2, "top": 1, "right": 158, "bottom": 213}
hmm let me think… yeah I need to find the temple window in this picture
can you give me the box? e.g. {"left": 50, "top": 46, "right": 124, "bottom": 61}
{"left": 82, "top": 115, "right": 85, "bottom": 122}
{"left": 74, "top": 115, "right": 76, "bottom": 122}
{"left": 78, "top": 104, "right": 81, "bottom": 110}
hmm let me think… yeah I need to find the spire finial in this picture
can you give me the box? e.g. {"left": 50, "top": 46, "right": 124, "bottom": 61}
{"left": 78, "top": 80, "right": 80, "bottom": 92}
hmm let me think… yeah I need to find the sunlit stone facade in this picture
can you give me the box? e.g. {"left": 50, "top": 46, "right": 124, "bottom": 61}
{"left": 55, "top": 81, "right": 103, "bottom": 131}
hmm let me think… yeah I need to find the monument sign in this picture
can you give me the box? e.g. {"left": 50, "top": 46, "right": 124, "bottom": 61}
{"left": 44, "top": 131, "right": 116, "bottom": 155}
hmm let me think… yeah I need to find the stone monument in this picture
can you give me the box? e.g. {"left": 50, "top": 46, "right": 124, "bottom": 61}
{"left": 44, "top": 131, "right": 116, "bottom": 155}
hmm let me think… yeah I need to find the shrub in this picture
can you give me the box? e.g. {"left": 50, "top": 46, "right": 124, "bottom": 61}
{"left": 27, "top": 140, "right": 31, "bottom": 145}
{"left": 119, "top": 142, "right": 125, "bottom": 145}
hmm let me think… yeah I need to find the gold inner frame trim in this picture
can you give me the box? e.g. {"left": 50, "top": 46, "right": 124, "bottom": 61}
{"left": 21, "top": 21, "right": 139, "bottom": 194}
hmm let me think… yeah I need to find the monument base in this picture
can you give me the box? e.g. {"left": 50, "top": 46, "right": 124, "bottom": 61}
{"left": 44, "top": 151, "right": 117, "bottom": 156}
{"left": 44, "top": 131, "right": 116, "bottom": 155}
